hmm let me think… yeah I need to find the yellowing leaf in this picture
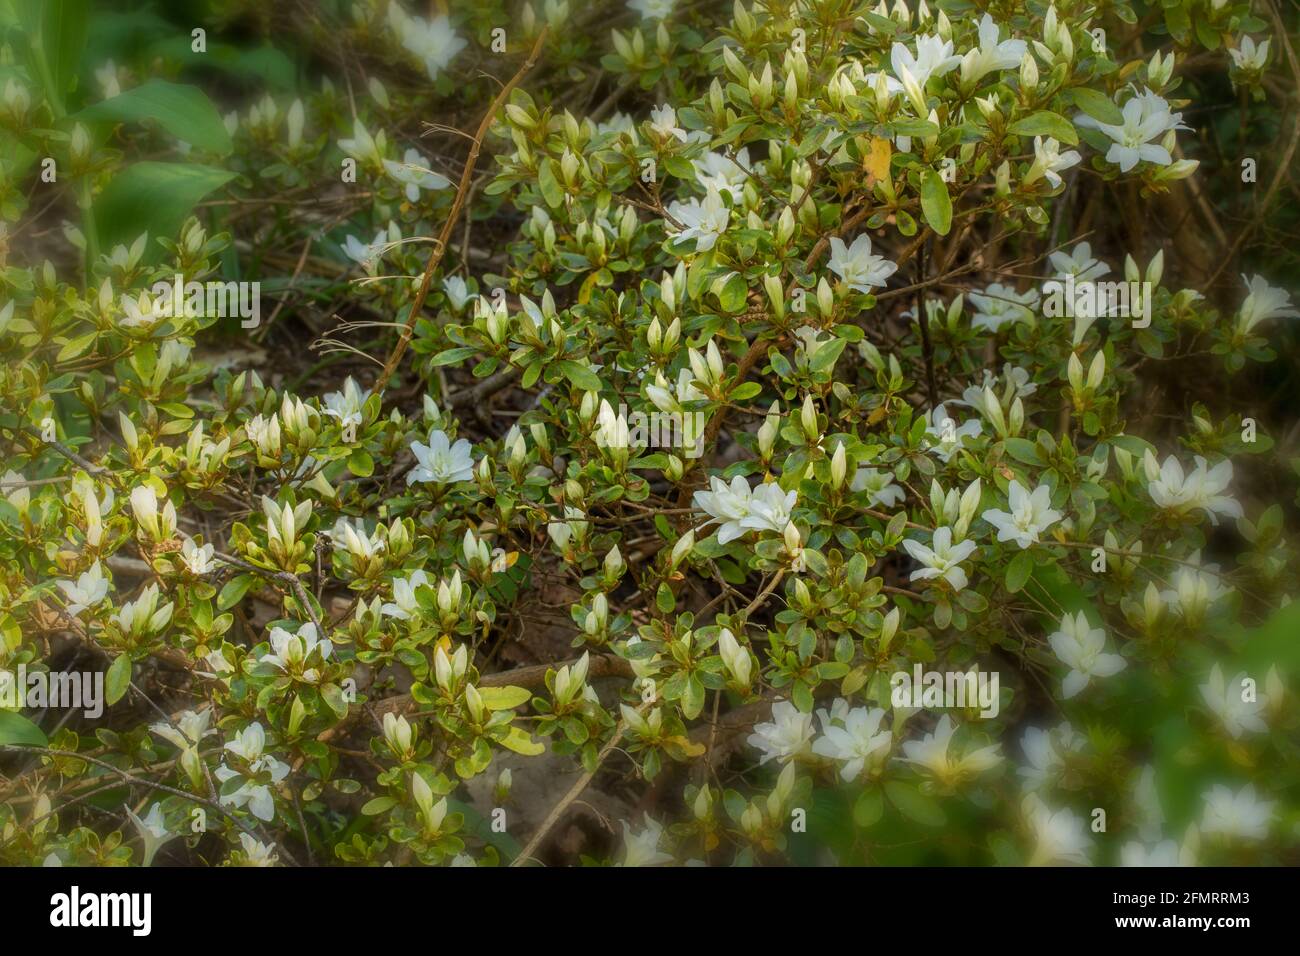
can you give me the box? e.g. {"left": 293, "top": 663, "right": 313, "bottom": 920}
{"left": 864, "top": 137, "right": 892, "bottom": 185}
{"left": 478, "top": 685, "right": 532, "bottom": 711}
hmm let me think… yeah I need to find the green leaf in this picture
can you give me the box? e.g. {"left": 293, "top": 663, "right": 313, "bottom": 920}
{"left": 347, "top": 449, "right": 374, "bottom": 477}
{"left": 537, "top": 159, "right": 564, "bottom": 208}
{"left": 1063, "top": 87, "right": 1123, "bottom": 126}
{"left": 218, "top": 573, "right": 255, "bottom": 610}
{"left": 16, "top": 0, "right": 89, "bottom": 112}
{"left": 853, "top": 787, "right": 884, "bottom": 827}
{"left": 1008, "top": 110, "right": 1078, "bottom": 146}
{"left": 105, "top": 653, "right": 132, "bottom": 706}
{"left": 0, "top": 711, "right": 48, "bottom": 747}
{"left": 431, "top": 347, "right": 478, "bottom": 367}
{"left": 919, "top": 169, "right": 952, "bottom": 236}
{"left": 554, "top": 360, "right": 601, "bottom": 392}
{"left": 498, "top": 725, "right": 544, "bottom": 756}
{"left": 76, "top": 79, "right": 233, "bottom": 155}
{"left": 884, "top": 781, "right": 946, "bottom": 826}
{"left": 361, "top": 796, "right": 397, "bottom": 816}
{"left": 478, "top": 686, "right": 531, "bottom": 711}
{"left": 95, "top": 162, "right": 236, "bottom": 253}
{"left": 1005, "top": 550, "right": 1034, "bottom": 593}
{"left": 321, "top": 682, "right": 349, "bottom": 719}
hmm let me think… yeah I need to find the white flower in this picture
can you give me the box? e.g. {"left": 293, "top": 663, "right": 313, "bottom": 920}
{"left": 1143, "top": 452, "right": 1243, "bottom": 524}
{"left": 1023, "top": 793, "right": 1092, "bottom": 866}
{"left": 742, "top": 481, "right": 798, "bottom": 535}
{"left": 1121, "top": 840, "right": 1188, "bottom": 867}
{"left": 259, "top": 622, "right": 332, "bottom": 682}
{"left": 812, "top": 705, "right": 891, "bottom": 781}
{"left": 959, "top": 15, "right": 1027, "bottom": 86}
{"left": 901, "top": 526, "right": 978, "bottom": 591}
{"left": 150, "top": 708, "right": 214, "bottom": 790}
{"left": 383, "top": 147, "right": 451, "bottom": 202}
{"left": 692, "top": 475, "right": 752, "bottom": 544}
{"left": 125, "top": 803, "right": 177, "bottom": 867}
{"left": 1160, "top": 562, "right": 1228, "bottom": 620}
{"left": 388, "top": 4, "right": 466, "bottom": 81}
{"left": 118, "top": 290, "right": 170, "bottom": 330}
{"left": 1200, "top": 783, "right": 1273, "bottom": 841}
{"left": 1228, "top": 35, "right": 1269, "bottom": 71}
{"left": 827, "top": 234, "right": 898, "bottom": 292}
{"left": 1025, "top": 135, "right": 1080, "bottom": 188}
{"left": 180, "top": 537, "right": 213, "bottom": 575}
{"left": 1199, "top": 664, "right": 1267, "bottom": 739}
{"left": 747, "top": 699, "right": 816, "bottom": 765}
{"left": 1236, "top": 274, "right": 1298, "bottom": 334}
{"left": 1047, "top": 611, "right": 1126, "bottom": 699}
{"left": 648, "top": 104, "right": 688, "bottom": 142}
{"left": 851, "top": 467, "right": 905, "bottom": 508}
{"left": 443, "top": 276, "right": 472, "bottom": 310}
{"left": 236, "top": 833, "right": 279, "bottom": 866}
{"left": 322, "top": 376, "right": 370, "bottom": 432}
{"left": 128, "top": 481, "right": 178, "bottom": 541}
{"left": 1049, "top": 241, "right": 1110, "bottom": 282}
{"left": 899, "top": 714, "right": 1002, "bottom": 784}
{"left": 1017, "top": 722, "right": 1085, "bottom": 791}
{"left": 382, "top": 569, "right": 431, "bottom": 620}
{"left": 342, "top": 230, "right": 388, "bottom": 271}
{"left": 890, "top": 34, "right": 960, "bottom": 88}
{"left": 981, "top": 480, "right": 1062, "bottom": 548}
{"left": 629, "top": 0, "right": 675, "bottom": 20}
{"left": 666, "top": 184, "right": 730, "bottom": 251}
{"left": 620, "top": 813, "right": 673, "bottom": 866}
{"left": 716, "top": 628, "right": 752, "bottom": 686}
{"left": 331, "top": 517, "right": 386, "bottom": 560}
{"left": 216, "top": 722, "right": 289, "bottom": 822}
{"left": 969, "top": 283, "right": 1039, "bottom": 332}
{"left": 337, "top": 119, "right": 383, "bottom": 166}
{"left": 57, "top": 560, "right": 109, "bottom": 615}
{"left": 1077, "top": 88, "right": 1187, "bottom": 173}
{"left": 407, "top": 428, "right": 474, "bottom": 485}
{"left": 693, "top": 147, "right": 750, "bottom": 200}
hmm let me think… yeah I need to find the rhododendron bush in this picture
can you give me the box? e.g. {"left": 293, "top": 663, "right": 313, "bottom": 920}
{"left": 0, "top": 0, "right": 1297, "bottom": 868}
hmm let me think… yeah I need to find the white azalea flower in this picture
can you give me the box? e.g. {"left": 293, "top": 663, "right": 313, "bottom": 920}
{"left": 382, "top": 569, "right": 431, "bottom": 620}
{"left": 1121, "top": 840, "right": 1189, "bottom": 867}
{"left": 57, "top": 560, "right": 109, "bottom": 615}
{"left": 827, "top": 234, "right": 898, "bottom": 292}
{"left": 443, "top": 276, "right": 472, "bottom": 310}
{"left": 382, "top": 147, "right": 451, "bottom": 202}
{"left": 666, "top": 183, "right": 730, "bottom": 251}
{"left": 693, "top": 475, "right": 753, "bottom": 544}
{"left": 342, "top": 230, "right": 388, "bottom": 272}
{"left": 1143, "top": 452, "right": 1243, "bottom": 523}
{"left": 969, "top": 283, "right": 1039, "bottom": 332}
{"left": 1200, "top": 783, "right": 1273, "bottom": 841}
{"left": 922, "top": 403, "right": 982, "bottom": 462}
{"left": 1228, "top": 35, "right": 1269, "bottom": 71}
{"left": 125, "top": 803, "right": 177, "bottom": 867}
{"left": 236, "top": 833, "right": 280, "bottom": 866}
{"left": 1023, "top": 793, "right": 1092, "bottom": 866}
{"left": 812, "top": 705, "right": 891, "bottom": 781}
{"left": 851, "top": 467, "right": 905, "bottom": 508}
{"left": 959, "top": 14, "right": 1027, "bottom": 86}
{"left": 889, "top": 34, "right": 960, "bottom": 88}
{"left": 981, "top": 479, "right": 1062, "bottom": 548}
{"left": 1025, "top": 135, "right": 1080, "bottom": 188}
{"left": 899, "top": 714, "right": 1003, "bottom": 785}
{"left": 1199, "top": 664, "right": 1267, "bottom": 739}
{"left": 628, "top": 0, "right": 675, "bottom": 19}
{"left": 322, "top": 376, "right": 370, "bottom": 433}
{"left": 407, "top": 428, "right": 474, "bottom": 485}
{"left": 388, "top": 4, "right": 466, "bottom": 81}
{"left": 747, "top": 699, "right": 816, "bottom": 765}
{"left": 180, "top": 537, "right": 213, "bottom": 575}
{"left": 648, "top": 103, "right": 688, "bottom": 142}
{"left": 1049, "top": 241, "right": 1111, "bottom": 282}
{"left": 1235, "top": 274, "right": 1298, "bottom": 334}
{"left": 901, "top": 526, "right": 978, "bottom": 591}
{"left": 259, "top": 621, "right": 332, "bottom": 683}
{"left": 619, "top": 813, "right": 674, "bottom": 866}
{"left": 1077, "top": 88, "right": 1187, "bottom": 173}
{"left": 741, "top": 481, "right": 798, "bottom": 535}
{"left": 693, "top": 147, "right": 750, "bottom": 200}
{"left": 1018, "top": 722, "right": 1085, "bottom": 791}
{"left": 215, "top": 722, "right": 289, "bottom": 822}
{"left": 1047, "top": 611, "right": 1126, "bottom": 699}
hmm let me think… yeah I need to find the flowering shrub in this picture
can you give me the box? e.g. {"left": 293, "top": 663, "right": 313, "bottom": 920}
{"left": 0, "top": 0, "right": 1297, "bottom": 867}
